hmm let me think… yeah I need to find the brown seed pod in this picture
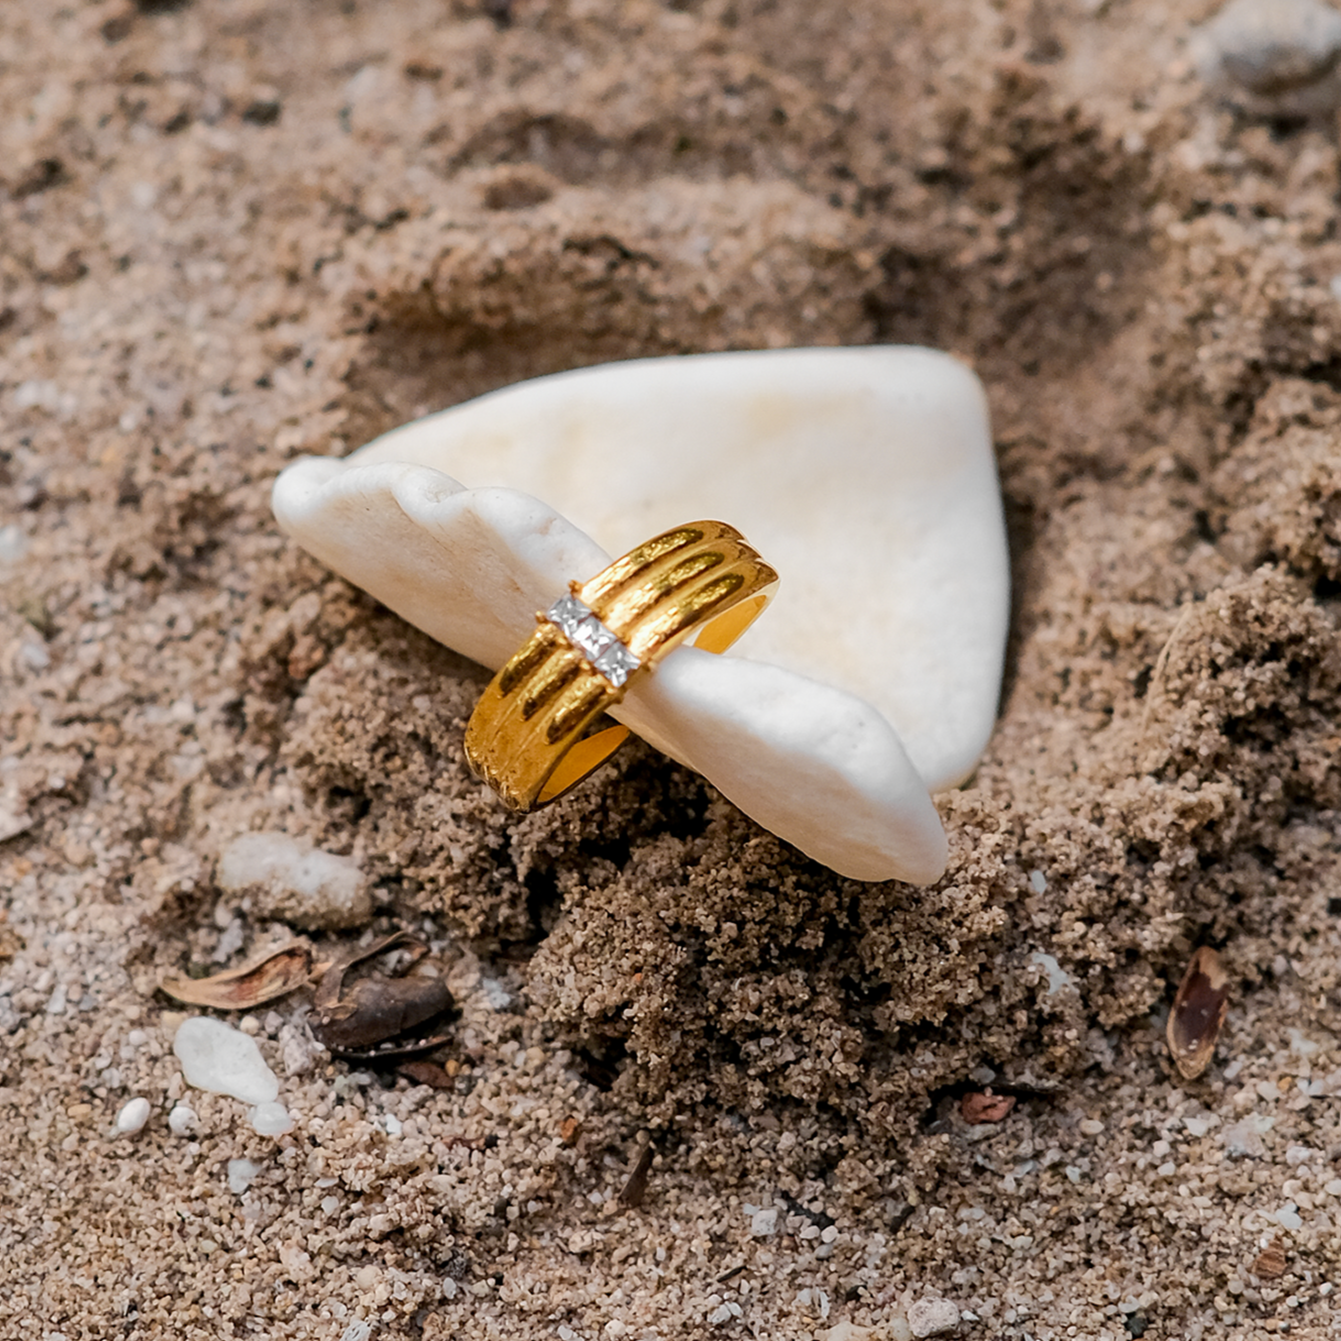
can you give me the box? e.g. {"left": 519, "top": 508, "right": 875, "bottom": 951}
{"left": 310, "top": 931, "right": 454, "bottom": 1058}
{"left": 1167, "top": 946, "right": 1229, "bottom": 1080}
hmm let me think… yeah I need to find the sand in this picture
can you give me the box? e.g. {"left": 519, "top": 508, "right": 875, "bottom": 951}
{"left": 2, "top": 0, "right": 1340, "bottom": 1337}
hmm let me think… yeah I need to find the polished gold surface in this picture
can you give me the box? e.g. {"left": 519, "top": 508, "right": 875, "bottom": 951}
{"left": 464, "top": 521, "right": 778, "bottom": 810}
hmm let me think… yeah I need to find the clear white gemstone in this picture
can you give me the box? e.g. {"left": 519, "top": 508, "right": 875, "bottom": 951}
{"left": 546, "top": 592, "right": 639, "bottom": 686}
{"left": 568, "top": 615, "right": 618, "bottom": 661}
{"left": 546, "top": 593, "right": 592, "bottom": 635}
{"left": 593, "top": 642, "right": 640, "bottom": 687}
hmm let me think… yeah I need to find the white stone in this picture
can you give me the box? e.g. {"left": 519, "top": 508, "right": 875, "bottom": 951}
{"left": 1030, "top": 951, "right": 1072, "bottom": 996}
{"left": 1221, "top": 1114, "right": 1274, "bottom": 1158}
{"left": 0, "top": 524, "right": 29, "bottom": 567}
{"left": 822, "top": 1325, "right": 873, "bottom": 1341}
{"left": 273, "top": 348, "right": 1009, "bottom": 883}
{"left": 750, "top": 1207, "right": 779, "bottom": 1237}
{"left": 1193, "top": 0, "right": 1341, "bottom": 109}
{"left": 113, "top": 1097, "right": 151, "bottom": 1135}
{"left": 907, "top": 1296, "right": 961, "bottom": 1337}
{"left": 173, "top": 1016, "right": 280, "bottom": 1104}
{"left": 227, "top": 1157, "right": 262, "bottom": 1194}
{"left": 167, "top": 1103, "right": 199, "bottom": 1136}
{"left": 248, "top": 1101, "right": 296, "bottom": 1136}
{"left": 1288, "top": 1027, "right": 1322, "bottom": 1057}
{"left": 217, "top": 831, "right": 370, "bottom": 931}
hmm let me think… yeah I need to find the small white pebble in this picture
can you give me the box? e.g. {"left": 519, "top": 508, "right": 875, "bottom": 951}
{"left": 1030, "top": 951, "right": 1071, "bottom": 996}
{"left": 1028, "top": 869, "right": 1047, "bottom": 894}
{"left": 480, "top": 976, "right": 512, "bottom": 1011}
{"left": 227, "top": 1158, "right": 262, "bottom": 1194}
{"left": 907, "top": 1296, "right": 961, "bottom": 1337}
{"left": 1196, "top": 0, "right": 1341, "bottom": 100}
{"left": 1277, "top": 1203, "right": 1304, "bottom": 1231}
{"left": 248, "top": 1101, "right": 295, "bottom": 1137}
{"left": 114, "top": 1097, "right": 151, "bottom": 1135}
{"left": 821, "top": 1223, "right": 840, "bottom": 1243}
{"left": 218, "top": 831, "right": 371, "bottom": 931}
{"left": 174, "top": 1016, "right": 279, "bottom": 1105}
{"left": 749, "top": 1207, "right": 778, "bottom": 1237}
{"left": 0, "top": 523, "right": 30, "bottom": 565}
{"left": 1324, "top": 1179, "right": 1341, "bottom": 1196}
{"left": 1286, "top": 1145, "right": 1317, "bottom": 1167}
{"left": 167, "top": 1103, "right": 198, "bottom": 1136}
{"left": 18, "top": 641, "right": 49, "bottom": 672}
{"left": 1078, "top": 1118, "right": 1104, "bottom": 1137}
{"left": 822, "top": 1324, "right": 873, "bottom": 1341}
{"left": 1288, "top": 1027, "right": 1321, "bottom": 1058}
{"left": 382, "top": 1114, "right": 403, "bottom": 1137}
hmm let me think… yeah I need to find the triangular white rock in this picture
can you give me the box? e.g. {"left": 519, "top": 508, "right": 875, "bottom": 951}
{"left": 272, "top": 347, "right": 1009, "bottom": 884}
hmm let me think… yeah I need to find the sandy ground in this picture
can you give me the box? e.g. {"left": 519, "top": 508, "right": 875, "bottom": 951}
{"left": 3, "top": 0, "right": 1341, "bottom": 1337}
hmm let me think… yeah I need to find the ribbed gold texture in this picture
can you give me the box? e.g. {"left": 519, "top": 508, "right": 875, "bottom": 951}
{"left": 464, "top": 521, "right": 778, "bottom": 810}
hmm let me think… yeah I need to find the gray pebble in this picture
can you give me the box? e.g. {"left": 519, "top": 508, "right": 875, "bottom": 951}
{"left": 1196, "top": 0, "right": 1341, "bottom": 105}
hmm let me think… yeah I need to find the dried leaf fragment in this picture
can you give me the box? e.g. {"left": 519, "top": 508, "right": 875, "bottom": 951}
{"left": 159, "top": 939, "right": 314, "bottom": 1009}
{"left": 961, "top": 1091, "right": 1016, "bottom": 1124}
{"left": 618, "top": 1142, "right": 655, "bottom": 1209}
{"left": 1167, "top": 946, "right": 1230, "bottom": 1080}
{"left": 1252, "top": 1237, "right": 1287, "bottom": 1280}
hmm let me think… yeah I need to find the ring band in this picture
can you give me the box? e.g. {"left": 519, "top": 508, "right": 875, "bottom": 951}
{"left": 464, "top": 521, "right": 779, "bottom": 810}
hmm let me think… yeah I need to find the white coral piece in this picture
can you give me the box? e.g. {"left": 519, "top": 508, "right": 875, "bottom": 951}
{"left": 272, "top": 347, "right": 1009, "bottom": 883}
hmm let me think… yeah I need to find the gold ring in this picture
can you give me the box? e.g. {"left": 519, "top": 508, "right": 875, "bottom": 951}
{"left": 464, "top": 521, "right": 779, "bottom": 810}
